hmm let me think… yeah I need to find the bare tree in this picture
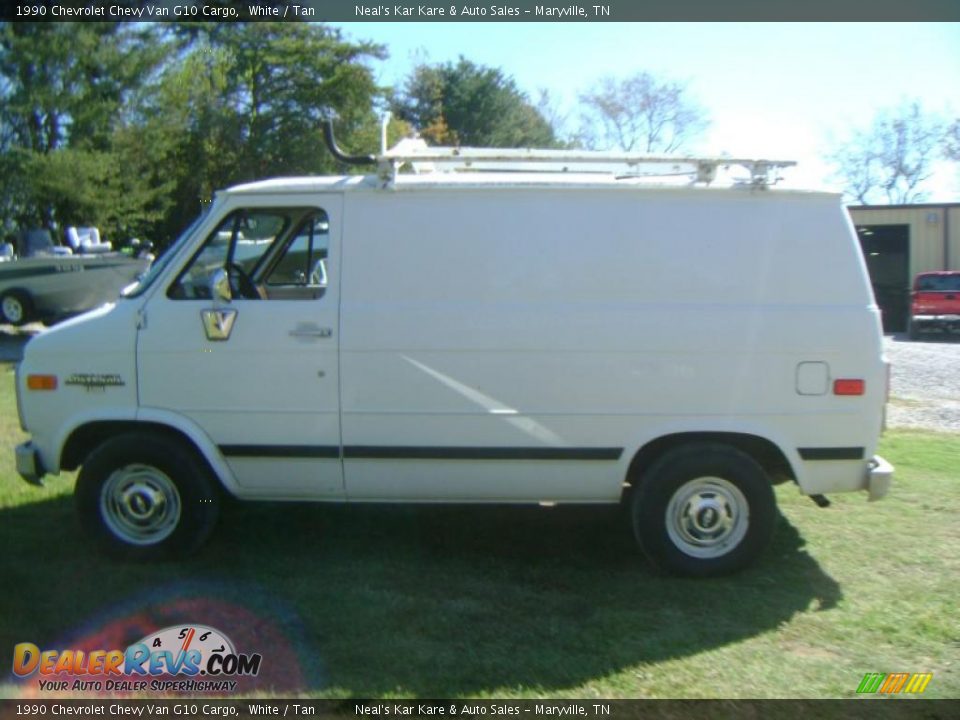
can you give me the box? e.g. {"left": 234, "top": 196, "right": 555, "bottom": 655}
{"left": 534, "top": 88, "right": 573, "bottom": 146}
{"left": 945, "top": 118, "right": 960, "bottom": 162}
{"left": 828, "top": 102, "right": 944, "bottom": 205}
{"left": 579, "top": 72, "right": 709, "bottom": 153}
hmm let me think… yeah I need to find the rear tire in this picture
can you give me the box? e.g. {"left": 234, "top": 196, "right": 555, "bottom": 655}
{"left": 631, "top": 443, "right": 776, "bottom": 577}
{"left": 0, "top": 289, "right": 34, "bottom": 326}
{"left": 75, "top": 433, "right": 220, "bottom": 560}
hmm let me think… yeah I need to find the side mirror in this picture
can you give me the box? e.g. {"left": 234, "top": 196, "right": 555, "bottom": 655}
{"left": 209, "top": 268, "right": 232, "bottom": 304}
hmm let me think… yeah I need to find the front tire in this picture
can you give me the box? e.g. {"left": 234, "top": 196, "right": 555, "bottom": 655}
{"left": 631, "top": 443, "right": 776, "bottom": 577}
{"left": 76, "top": 433, "right": 220, "bottom": 560}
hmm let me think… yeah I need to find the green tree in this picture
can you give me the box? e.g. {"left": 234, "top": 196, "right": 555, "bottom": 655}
{"left": 138, "top": 23, "right": 387, "bottom": 246}
{"left": 136, "top": 39, "right": 242, "bottom": 245}
{"left": 0, "top": 22, "right": 169, "bottom": 237}
{"left": 391, "top": 58, "right": 558, "bottom": 148}
{"left": 175, "top": 24, "right": 386, "bottom": 177}
{"left": 0, "top": 22, "right": 388, "bottom": 248}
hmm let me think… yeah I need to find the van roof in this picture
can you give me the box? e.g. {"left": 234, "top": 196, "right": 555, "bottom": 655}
{"left": 226, "top": 173, "right": 837, "bottom": 198}
{"left": 228, "top": 131, "right": 828, "bottom": 196}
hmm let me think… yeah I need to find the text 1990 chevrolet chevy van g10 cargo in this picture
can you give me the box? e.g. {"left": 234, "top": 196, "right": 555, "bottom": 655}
{"left": 14, "top": 135, "right": 893, "bottom": 576}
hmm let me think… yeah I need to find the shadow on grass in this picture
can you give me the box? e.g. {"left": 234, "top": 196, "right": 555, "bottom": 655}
{"left": 2, "top": 494, "right": 841, "bottom": 697}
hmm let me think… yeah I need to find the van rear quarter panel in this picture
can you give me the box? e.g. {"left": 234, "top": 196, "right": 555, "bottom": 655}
{"left": 339, "top": 186, "right": 884, "bottom": 501}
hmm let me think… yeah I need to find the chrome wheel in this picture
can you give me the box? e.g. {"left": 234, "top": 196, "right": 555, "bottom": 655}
{"left": 665, "top": 476, "right": 749, "bottom": 559}
{"left": 99, "top": 464, "right": 182, "bottom": 546}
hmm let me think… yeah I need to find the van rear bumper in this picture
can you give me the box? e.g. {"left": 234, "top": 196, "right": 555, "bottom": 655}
{"left": 867, "top": 455, "right": 894, "bottom": 501}
{"left": 797, "top": 453, "right": 893, "bottom": 500}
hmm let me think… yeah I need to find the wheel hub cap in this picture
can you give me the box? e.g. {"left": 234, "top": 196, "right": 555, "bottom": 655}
{"left": 100, "top": 465, "right": 181, "bottom": 546}
{"left": 666, "top": 477, "right": 749, "bottom": 559}
{"left": 3, "top": 297, "right": 22, "bottom": 322}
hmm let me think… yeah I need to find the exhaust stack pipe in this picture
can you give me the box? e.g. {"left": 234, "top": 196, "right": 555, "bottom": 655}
{"left": 322, "top": 119, "right": 376, "bottom": 166}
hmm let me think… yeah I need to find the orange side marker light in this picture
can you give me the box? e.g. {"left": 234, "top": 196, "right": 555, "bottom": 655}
{"left": 26, "top": 375, "right": 58, "bottom": 391}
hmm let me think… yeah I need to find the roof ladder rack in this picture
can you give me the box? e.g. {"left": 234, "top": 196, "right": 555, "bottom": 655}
{"left": 375, "top": 141, "right": 796, "bottom": 188}
{"left": 319, "top": 120, "right": 796, "bottom": 188}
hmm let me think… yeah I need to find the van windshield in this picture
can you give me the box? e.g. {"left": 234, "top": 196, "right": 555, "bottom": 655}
{"left": 122, "top": 216, "right": 205, "bottom": 299}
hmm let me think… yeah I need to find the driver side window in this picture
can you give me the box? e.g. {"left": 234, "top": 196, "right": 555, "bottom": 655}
{"left": 262, "top": 213, "right": 330, "bottom": 299}
{"left": 168, "top": 209, "right": 290, "bottom": 300}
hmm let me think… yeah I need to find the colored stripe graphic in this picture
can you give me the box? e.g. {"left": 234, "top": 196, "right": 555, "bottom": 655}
{"left": 857, "top": 672, "right": 933, "bottom": 694}
{"left": 904, "top": 673, "right": 933, "bottom": 694}
{"left": 880, "top": 672, "right": 909, "bottom": 693}
{"left": 856, "top": 673, "right": 885, "bottom": 694}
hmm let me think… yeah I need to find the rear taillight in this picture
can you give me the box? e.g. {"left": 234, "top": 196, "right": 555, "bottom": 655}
{"left": 833, "top": 379, "right": 865, "bottom": 396}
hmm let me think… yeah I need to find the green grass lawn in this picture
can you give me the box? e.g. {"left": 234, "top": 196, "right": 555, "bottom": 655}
{"left": 0, "top": 362, "right": 957, "bottom": 699}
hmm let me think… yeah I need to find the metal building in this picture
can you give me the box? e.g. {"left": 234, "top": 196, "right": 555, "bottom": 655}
{"left": 847, "top": 203, "right": 960, "bottom": 332}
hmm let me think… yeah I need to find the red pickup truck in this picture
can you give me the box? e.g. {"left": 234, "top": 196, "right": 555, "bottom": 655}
{"left": 908, "top": 271, "right": 960, "bottom": 339}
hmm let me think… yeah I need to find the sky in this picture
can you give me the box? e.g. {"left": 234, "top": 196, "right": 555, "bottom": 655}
{"left": 333, "top": 22, "right": 960, "bottom": 200}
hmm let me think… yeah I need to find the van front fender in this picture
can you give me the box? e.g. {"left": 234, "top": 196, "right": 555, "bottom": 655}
{"left": 56, "top": 408, "right": 242, "bottom": 497}
{"left": 135, "top": 407, "right": 242, "bottom": 496}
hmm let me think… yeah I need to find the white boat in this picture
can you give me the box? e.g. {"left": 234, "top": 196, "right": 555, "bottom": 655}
{"left": 0, "top": 228, "right": 151, "bottom": 326}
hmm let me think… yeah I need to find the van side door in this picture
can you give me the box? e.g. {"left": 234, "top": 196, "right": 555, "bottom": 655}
{"left": 136, "top": 195, "right": 344, "bottom": 498}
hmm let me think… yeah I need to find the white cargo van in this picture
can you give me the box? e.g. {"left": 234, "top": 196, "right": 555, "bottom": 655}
{"left": 14, "top": 136, "right": 893, "bottom": 576}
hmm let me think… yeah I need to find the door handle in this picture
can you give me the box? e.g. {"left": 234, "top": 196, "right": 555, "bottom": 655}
{"left": 289, "top": 324, "right": 332, "bottom": 339}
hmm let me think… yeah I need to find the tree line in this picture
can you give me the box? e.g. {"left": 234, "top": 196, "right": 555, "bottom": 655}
{"left": 1, "top": 23, "right": 389, "bottom": 249}
{"left": 0, "top": 23, "right": 725, "bottom": 250}
{"left": 1, "top": 22, "right": 957, "bottom": 251}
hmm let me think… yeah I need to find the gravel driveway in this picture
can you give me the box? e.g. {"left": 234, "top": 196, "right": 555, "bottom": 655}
{"left": 2, "top": 326, "right": 957, "bottom": 432}
{"left": 884, "top": 334, "right": 960, "bottom": 433}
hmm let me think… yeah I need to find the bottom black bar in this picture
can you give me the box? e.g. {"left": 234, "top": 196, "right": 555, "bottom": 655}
{"left": 0, "top": 699, "right": 956, "bottom": 720}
